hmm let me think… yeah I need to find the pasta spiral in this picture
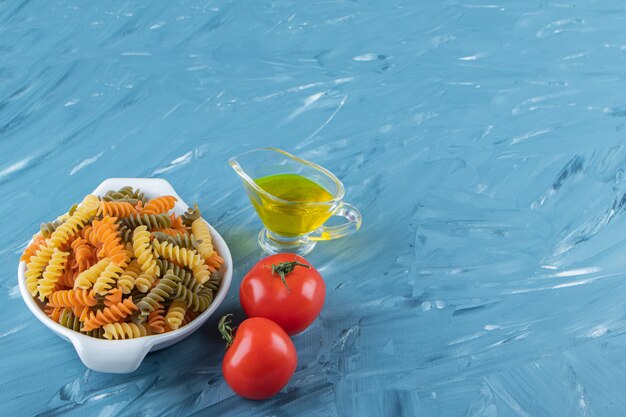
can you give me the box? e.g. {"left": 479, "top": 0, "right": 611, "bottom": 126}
{"left": 81, "top": 298, "right": 138, "bottom": 331}
{"left": 148, "top": 304, "right": 166, "bottom": 334}
{"left": 38, "top": 248, "right": 69, "bottom": 301}
{"left": 103, "top": 288, "right": 123, "bottom": 307}
{"left": 74, "top": 258, "right": 112, "bottom": 289}
{"left": 204, "top": 271, "right": 222, "bottom": 292}
{"left": 169, "top": 213, "right": 188, "bottom": 232}
{"left": 117, "top": 225, "right": 133, "bottom": 243}
{"left": 117, "top": 260, "right": 141, "bottom": 294}
{"left": 45, "top": 305, "right": 63, "bottom": 322}
{"left": 48, "top": 289, "right": 96, "bottom": 308}
{"left": 197, "top": 288, "right": 214, "bottom": 312}
{"left": 165, "top": 299, "right": 187, "bottom": 330}
{"left": 158, "top": 259, "right": 201, "bottom": 293}
{"left": 48, "top": 199, "right": 96, "bottom": 248}
{"left": 152, "top": 240, "right": 202, "bottom": 269}
{"left": 92, "top": 218, "right": 128, "bottom": 266}
{"left": 57, "top": 308, "right": 82, "bottom": 333}
{"left": 205, "top": 251, "right": 224, "bottom": 272}
{"left": 192, "top": 262, "right": 211, "bottom": 285}
{"left": 71, "top": 237, "right": 93, "bottom": 271}
{"left": 136, "top": 270, "right": 181, "bottom": 320}
{"left": 141, "top": 195, "right": 177, "bottom": 215}
{"left": 132, "top": 226, "right": 159, "bottom": 276}
{"left": 134, "top": 272, "right": 158, "bottom": 293}
{"left": 59, "top": 309, "right": 104, "bottom": 338}
{"left": 191, "top": 219, "right": 213, "bottom": 258}
{"left": 93, "top": 262, "right": 124, "bottom": 295}
{"left": 121, "top": 213, "right": 171, "bottom": 230}
{"left": 98, "top": 201, "right": 137, "bottom": 218}
{"left": 103, "top": 186, "right": 147, "bottom": 204}
{"left": 175, "top": 284, "right": 210, "bottom": 312}
{"left": 25, "top": 242, "right": 55, "bottom": 297}
{"left": 181, "top": 203, "right": 201, "bottom": 227}
{"left": 102, "top": 322, "right": 150, "bottom": 340}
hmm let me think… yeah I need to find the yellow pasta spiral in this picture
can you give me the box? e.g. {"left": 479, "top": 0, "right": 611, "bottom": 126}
{"left": 25, "top": 241, "right": 55, "bottom": 297}
{"left": 93, "top": 262, "right": 124, "bottom": 295}
{"left": 74, "top": 258, "right": 111, "bottom": 290}
{"left": 152, "top": 240, "right": 202, "bottom": 269}
{"left": 48, "top": 195, "right": 99, "bottom": 249}
{"left": 192, "top": 262, "right": 211, "bottom": 285}
{"left": 37, "top": 248, "right": 69, "bottom": 301}
{"left": 117, "top": 260, "right": 141, "bottom": 294}
{"left": 102, "top": 322, "right": 150, "bottom": 340}
{"left": 134, "top": 272, "right": 157, "bottom": 293}
{"left": 79, "top": 194, "right": 101, "bottom": 216}
{"left": 165, "top": 299, "right": 187, "bottom": 330}
{"left": 141, "top": 195, "right": 177, "bottom": 215}
{"left": 191, "top": 219, "right": 214, "bottom": 258}
{"left": 132, "top": 225, "right": 159, "bottom": 276}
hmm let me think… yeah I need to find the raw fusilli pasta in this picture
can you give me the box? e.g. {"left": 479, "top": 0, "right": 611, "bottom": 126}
{"left": 21, "top": 187, "right": 222, "bottom": 340}
{"left": 191, "top": 219, "right": 214, "bottom": 258}
{"left": 165, "top": 299, "right": 187, "bottom": 330}
{"left": 141, "top": 196, "right": 177, "bottom": 215}
{"left": 103, "top": 322, "right": 150, "bottom": 340}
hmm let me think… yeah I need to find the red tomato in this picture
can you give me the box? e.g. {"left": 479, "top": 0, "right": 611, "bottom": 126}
{"left": 220, "top": 316, "right": 297, "bottom": 400}
{"left": 239, "top": 254, "right": 325, "bottom": 335}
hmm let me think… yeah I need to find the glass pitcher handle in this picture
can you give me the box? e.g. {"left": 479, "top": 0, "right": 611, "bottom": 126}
{"left": 309, "top": 202, "right": 362, "bottom": 241}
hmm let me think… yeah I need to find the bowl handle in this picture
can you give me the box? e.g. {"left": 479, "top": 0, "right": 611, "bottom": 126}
{"left": 70, "top": 336, "right": 153, "bottom": 374}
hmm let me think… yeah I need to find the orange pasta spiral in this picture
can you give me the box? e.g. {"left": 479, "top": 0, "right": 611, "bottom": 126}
{"left": 169, "top": 214, "right": 188, "bottom": 232}
{"left": 141, "top": 196, "right": 177, "bottom": 215}
{"left": 148, "top": 304, "right": 166, "bottom": 334}
{"left": 91, "top": 218, "right": 128, "bottom": 266}
{"left": 98, "top": 201, "right": 137, "bottom": 218}
{"left": 82, "top": 225, "right": 97, "bottom": 247}
{"left": 103, "top": 288, "right": 123, "bottom": 307}
{"left": 48, "top": 289, "right": 97, "bottom": 308}
{"left": 205, "top": 252, "right": 224, "bottom": 272}
{"left": 71, "top": 237, "right": 93, "bottom": 271}
{"left": 58, "top": 264, "right": 79, "bottom": 288}
{"left": 81, "top": 298, "right": 138, "bottom": 331}
{"left": 45, "top": 306, "right": 63, "bottom": 322}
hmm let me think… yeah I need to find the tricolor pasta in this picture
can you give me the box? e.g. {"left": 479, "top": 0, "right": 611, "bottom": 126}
{"left": 21, "top": 186, "right": 224, "bottom": 339}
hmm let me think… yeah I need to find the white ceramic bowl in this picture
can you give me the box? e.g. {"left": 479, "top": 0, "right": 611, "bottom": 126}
{"left": 17, "top": 178, "right": 233, "bottom": 373}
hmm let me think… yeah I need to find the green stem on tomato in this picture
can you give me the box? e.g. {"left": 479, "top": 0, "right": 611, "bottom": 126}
{"left": 218, "top": 314, "right": 236, "bottom": 348}
{"left": 271, "top": 261, "right": 310, "bottom": 292}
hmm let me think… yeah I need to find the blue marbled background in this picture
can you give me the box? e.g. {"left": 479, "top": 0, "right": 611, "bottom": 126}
{"left": 3, "top": 0, "right": 626, "bottom": 416}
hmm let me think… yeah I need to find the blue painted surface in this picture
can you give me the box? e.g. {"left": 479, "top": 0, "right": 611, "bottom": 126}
{"left": 3, "top": 0, "right": 626, "bottom": 415}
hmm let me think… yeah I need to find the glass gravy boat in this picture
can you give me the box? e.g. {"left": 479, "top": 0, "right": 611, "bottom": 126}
{"left": 229, "top": 148, "right": 362, "bottom": 255}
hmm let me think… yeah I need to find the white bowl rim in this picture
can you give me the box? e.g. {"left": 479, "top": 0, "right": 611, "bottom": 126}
{"left": 17, "top": 178, "right": 233, "bottom": 370}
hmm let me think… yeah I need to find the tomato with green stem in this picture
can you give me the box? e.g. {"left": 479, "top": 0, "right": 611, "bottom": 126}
{"left": 219, "top": 315, "right": 297, "bottom": 400}
{"left": 239, "top": 254, "right": 326, "bottom": 335}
